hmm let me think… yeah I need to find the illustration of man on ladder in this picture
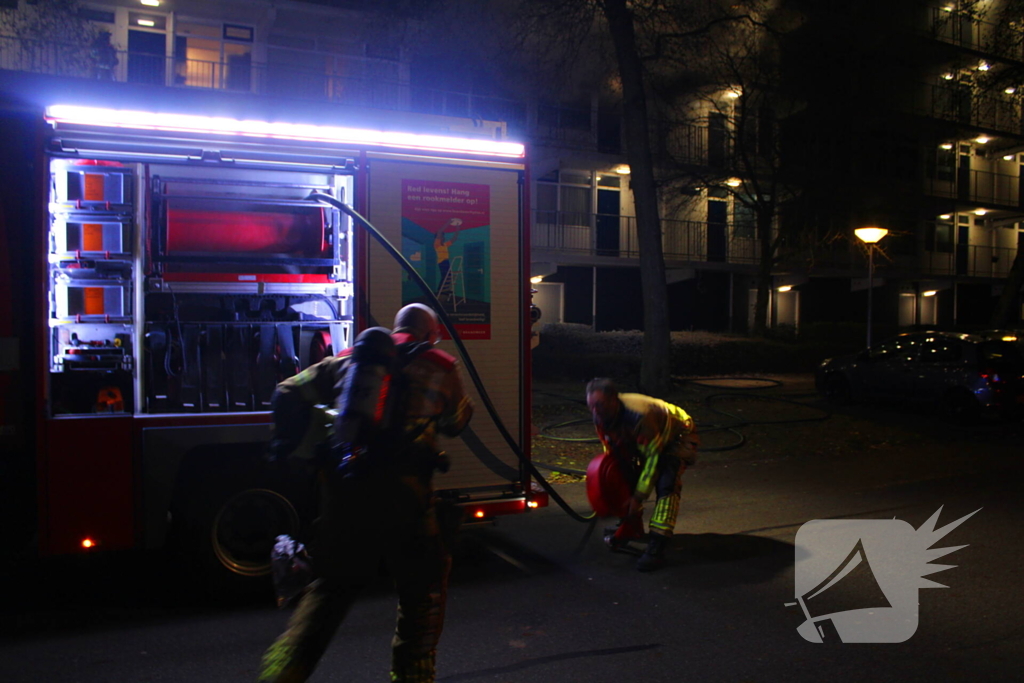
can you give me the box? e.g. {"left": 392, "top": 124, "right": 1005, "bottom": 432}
{"left": 434, "top": 218, "right": 464, "bottom": 309}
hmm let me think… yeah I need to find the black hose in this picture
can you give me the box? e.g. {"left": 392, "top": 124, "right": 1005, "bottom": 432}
{"left": 535, "top": 378, "right": 829, "bottom": 458}
{"left": 704, "top": 393, "right": 831, "bottom": 425}
{"left": 306, "top": 192, "right": 595, "bottom": 523}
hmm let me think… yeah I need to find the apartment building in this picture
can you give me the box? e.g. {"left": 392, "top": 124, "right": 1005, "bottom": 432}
{"left": 2, "top": 0, "right": 1020, "bottom": 337}
{"left": 533, "top": 0, "right": 1024, "bottom": 337}
{"left": 770, "top": 0, "right": 1024, "bottom": 336}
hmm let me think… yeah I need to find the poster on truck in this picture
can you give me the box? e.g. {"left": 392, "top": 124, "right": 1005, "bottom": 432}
{"left": 401, "top": 179, "right": 491, "bottom": 339}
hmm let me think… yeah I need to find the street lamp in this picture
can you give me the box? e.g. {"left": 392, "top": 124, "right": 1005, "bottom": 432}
{"left": 855, "top": 227, "right": 888, "bottom": 348}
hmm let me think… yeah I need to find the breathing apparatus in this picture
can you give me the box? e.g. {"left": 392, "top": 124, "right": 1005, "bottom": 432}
{"left": 306, "top": 191, "right": 596, "bottom": 524}
{"left": 332, "top": 326, "right": 397, "bottom": 477}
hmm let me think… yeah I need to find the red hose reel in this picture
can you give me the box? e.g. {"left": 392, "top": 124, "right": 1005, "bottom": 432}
{"left": 585, "top": 451, "right": 635, "bottom": 518}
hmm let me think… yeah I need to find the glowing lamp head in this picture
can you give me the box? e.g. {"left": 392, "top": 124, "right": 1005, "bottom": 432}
{"left": 923, "top": 290, "right": 937, "bottom": 297}
{"left": 777, "top": 285, "right": 793, "bottom": 292}
{"left": 81, "top": 538, "right": 97, "bottom": 549}
{"left": 855, "top": 227, "right": 888, "bottom": 244}
{"left": 474, "top": 510, "right": 485, "bottom": 519}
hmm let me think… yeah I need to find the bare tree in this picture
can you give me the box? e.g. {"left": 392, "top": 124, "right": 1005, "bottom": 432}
{"left": 467, "top": 0, "right": 680, "bottom": 394}
{"left": 0, "top": 0, "right": 99, "bottom": 77}
{"left": 652, "top": 1, "right": 806, "bottom": 336}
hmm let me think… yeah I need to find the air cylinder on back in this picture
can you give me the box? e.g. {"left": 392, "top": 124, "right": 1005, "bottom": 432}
{"left": 333, "top": 328, "right": 396, "bottom": 473}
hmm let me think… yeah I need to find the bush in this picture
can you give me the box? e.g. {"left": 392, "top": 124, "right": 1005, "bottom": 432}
{"left": 532, "top": 323, "right": 861, "bottom": 380}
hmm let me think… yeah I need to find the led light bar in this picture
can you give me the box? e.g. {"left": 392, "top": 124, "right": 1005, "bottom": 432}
{"left": 45, "top": 105, "right": 526, "bottom": 158}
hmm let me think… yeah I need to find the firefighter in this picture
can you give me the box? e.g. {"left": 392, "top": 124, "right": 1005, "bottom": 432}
{"left": 258, "top": 303, "right": 473, "bottom": 683}
{"left": 586, "top": 378, "right": 698, "bottom": 572}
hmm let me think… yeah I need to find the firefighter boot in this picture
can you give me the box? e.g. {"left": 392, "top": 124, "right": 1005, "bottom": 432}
{"left": 603, "top": 513, "right": 644, "bottom": 554}
{"left": 636, "top": 533, "right": 669, "bottom": 572}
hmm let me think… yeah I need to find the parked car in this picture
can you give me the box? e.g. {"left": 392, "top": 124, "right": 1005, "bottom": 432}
{"left": 816, "top": 331, "right": 1024, "bottom": 422}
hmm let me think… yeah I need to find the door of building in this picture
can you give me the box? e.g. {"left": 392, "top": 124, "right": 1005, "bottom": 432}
{"left": 128, "top": 30, "right": 166, "bottom": 85}
{"left": 707, "top": 199, "right": 727, "bottom": 262}
{"left": 596, "top": 189, "right": 620, "bottom": 256}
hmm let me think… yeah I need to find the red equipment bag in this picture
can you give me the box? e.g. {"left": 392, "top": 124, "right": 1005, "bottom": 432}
{"left": 585, "top": 451, "right": 635, "bottom": 518}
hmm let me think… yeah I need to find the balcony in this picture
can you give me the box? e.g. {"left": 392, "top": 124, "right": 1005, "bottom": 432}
{"left": 925, "top": 167, "right": 1023, "bottom": 207}
{"left": 918, "top": 243, "right": 1020, "bottom": 278}
{"left": 930, "top": 7, "right": 1024, "bottom": 61}
{"left": 531, "top": 211, "right": 760, "bottom": 265}
{"left": 809, "top": 239, "right": 1019, "bottom": 280}
{"left": 0, "top": 35, "right": 606, "bottom": 148}
{"left": 905, "top": 81, "right": 1023, "bottom": 136}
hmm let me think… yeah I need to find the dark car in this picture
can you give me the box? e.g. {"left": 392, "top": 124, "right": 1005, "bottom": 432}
{"left": 816, "top": 331, "right": 1024, "bottom": 422}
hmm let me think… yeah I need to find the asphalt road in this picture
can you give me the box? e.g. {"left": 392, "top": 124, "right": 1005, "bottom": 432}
{"left": 2, "top": 382, "right": 1022, "bottom": 682}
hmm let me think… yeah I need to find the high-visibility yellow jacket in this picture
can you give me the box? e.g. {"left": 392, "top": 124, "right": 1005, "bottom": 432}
{"left": 594, "top": 393, "right": 696, "bottom": 500}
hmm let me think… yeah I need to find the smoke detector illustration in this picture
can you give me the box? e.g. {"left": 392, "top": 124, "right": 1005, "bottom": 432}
{"left": 789, "top": 507, "right": 979, "bottom": 643}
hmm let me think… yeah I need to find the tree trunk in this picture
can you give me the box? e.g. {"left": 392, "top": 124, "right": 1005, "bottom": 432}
{"left": 990, "top": 250, "right": 1024, "bottom": 328}
{"left": 602, "top": 0, "right": 671, "bottom": 396}
{"left": 752, "top": 208, "right": 774, "bottom": 336}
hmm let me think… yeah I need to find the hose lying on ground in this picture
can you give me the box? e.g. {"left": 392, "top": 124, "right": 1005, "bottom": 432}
{"left": 533, "top": 376, "right": 831, "bottom": 474}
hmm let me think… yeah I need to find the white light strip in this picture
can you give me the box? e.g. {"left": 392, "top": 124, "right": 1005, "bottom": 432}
{"left": 45, "top": 105, "right": 526, "bottom": 158}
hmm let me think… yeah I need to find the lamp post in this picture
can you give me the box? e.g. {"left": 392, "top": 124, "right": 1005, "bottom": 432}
{"left": 855, "top": 227, "right": 888, "bottom": 348}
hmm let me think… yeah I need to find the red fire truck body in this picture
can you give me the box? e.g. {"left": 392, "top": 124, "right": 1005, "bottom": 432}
{"left": 0, "top": 97, "right": 542, "bottom": 583}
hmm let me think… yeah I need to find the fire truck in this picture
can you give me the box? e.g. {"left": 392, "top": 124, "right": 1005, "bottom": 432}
{"left": 0, "top": 91, "right": 544, "bottom": 586}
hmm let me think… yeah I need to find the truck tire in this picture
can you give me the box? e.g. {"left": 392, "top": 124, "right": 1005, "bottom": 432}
{"left": 167, "top": 446, "right": 312, "bottom": 598}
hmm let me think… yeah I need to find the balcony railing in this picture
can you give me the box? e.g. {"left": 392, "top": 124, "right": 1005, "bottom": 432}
{"left": 0, "top": 35, "right": 601, "bottom": 147}
{"left": 904, "top": 81, "right": 1024, "bottom": 135}
{"left": 930, "top": 7, "right": 1024, "bottom": 61}
{"left": 925, "top": 168, "right": 1023, "bottom": 207}
{"left": 802, "top": 240, "right": 1020, "bottom": 279}
{"left": 531, "top": 211, "right": 760, "bottom": 264}
{"left": 918, "top": 243, "right": 1020, "bottom": 278}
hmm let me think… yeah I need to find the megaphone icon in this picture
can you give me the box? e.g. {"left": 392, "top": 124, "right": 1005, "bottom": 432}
{"left": 796, "top": 538, "right": 892, "bottom": 642}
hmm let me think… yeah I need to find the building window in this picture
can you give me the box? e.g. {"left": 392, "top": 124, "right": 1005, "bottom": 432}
{"left": 535, "top": 170, "right": 594, "bottom": 251}
{"left": 927, "top": 145, "right": 956, "bottom": 181}
{"left": 174, "top": 22, "right": 253, "bottom": 91}
{"left": 926, "top": 218, "right": 954, "bottom": 253}
{"left": 734, "top": 201, "right": 756, "bottom": 239}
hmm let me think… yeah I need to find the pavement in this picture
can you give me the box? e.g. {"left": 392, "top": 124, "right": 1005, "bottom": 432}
{"left": 1, "top": 375, "right": 1021, "bottom": 682}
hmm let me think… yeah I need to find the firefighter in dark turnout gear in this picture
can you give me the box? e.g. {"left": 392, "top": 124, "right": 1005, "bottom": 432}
{"left": 586, "top": 378, "right": 698, "bottom": 572}
{"left": 258, "top": 303, "right": 473, "bottom": 683}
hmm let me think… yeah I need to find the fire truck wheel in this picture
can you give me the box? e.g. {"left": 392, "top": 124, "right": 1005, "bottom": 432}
{"left": 210, "top": 488, "right": 301, "bottom": 578}
{"left": 167, "top": 455, "right": 309, "bottom": 596}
